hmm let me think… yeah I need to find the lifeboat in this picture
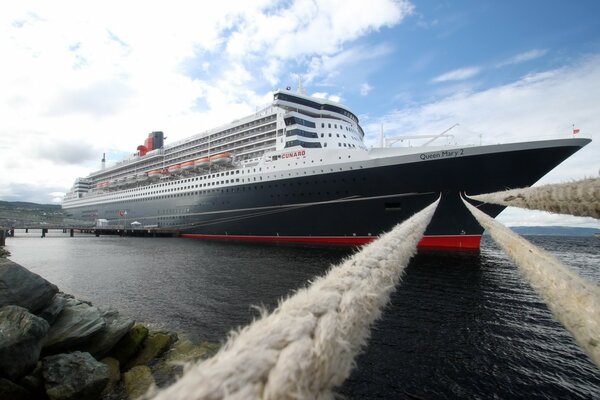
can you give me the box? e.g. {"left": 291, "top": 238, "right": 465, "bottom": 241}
{"left": 167, "top": 164, "right": 181, "bottom": 174}
{"left": 209, "top": 152, "right": 232, "bottom": 165}
{"left": 180, "top": 161, "right": 195, "bottom": 172}
{"left": 148, "top": 169, "right": 165, "bottom": 180}
{"left": 194, "top": 157, "right": 210, "bottom": 169}
{"left": 96, "top": 181, "right": 109, "bottom": 189}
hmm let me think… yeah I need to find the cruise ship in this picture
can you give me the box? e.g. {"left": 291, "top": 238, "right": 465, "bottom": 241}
{"left": 62, "top": 90, "right": 591, "bottom": 249}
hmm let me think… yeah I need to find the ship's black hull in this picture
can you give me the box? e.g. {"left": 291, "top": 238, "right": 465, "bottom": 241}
{"left": 63, "top": 139, "right": 588, "bottom": 249}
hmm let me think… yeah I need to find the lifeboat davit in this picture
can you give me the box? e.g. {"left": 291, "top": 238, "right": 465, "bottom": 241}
{"left": 167, "top": 164, "right": 181, "bottom": 174}
{"left": 148, "top": 169, "right": 165, "bottom": 180}
{"left": 209, "top": 152, "right": 232, "bottom": 165}
{"left": 194, "top": 157, "right": 210, "bottom": 169}
{"left": 180, "top": 161, "right": 195, "bottom": 172}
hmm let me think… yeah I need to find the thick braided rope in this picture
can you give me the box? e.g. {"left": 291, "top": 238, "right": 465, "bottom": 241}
{"left": 151, "top": 199, "right": 439, "bottom": 400}
{"left": 463, "top": 197, "right": 600, "bottom": 367}
{"left": 468, "top": 178, "right": 600, "bottom": 219}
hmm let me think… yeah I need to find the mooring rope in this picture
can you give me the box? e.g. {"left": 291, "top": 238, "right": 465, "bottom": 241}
{"left": 462, "top": 196, "right": 600, "bottom": 368}
{"left": 468, "top": 177, "right": 600, "bottom": 219}
{"left": 150, "top": 199, "right": 439, "bottom": 400}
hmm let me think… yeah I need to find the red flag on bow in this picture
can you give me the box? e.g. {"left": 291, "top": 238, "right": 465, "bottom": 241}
{"left": 573, "top": 127, "right": 580, "bottom": 135}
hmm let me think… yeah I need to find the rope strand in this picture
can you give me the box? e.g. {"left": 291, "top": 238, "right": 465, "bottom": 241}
{"left": 150, "top": 199, "right": 440, "bottom": 400}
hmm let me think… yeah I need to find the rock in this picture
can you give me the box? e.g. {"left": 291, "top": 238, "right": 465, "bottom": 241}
{"left": 122, "top": 365, "right": 155, "bottom": 400}
{"left": 42, "top": 351, "right": 110, "bottom": 400}
{"left": 0, "top": 377, "right": 34, "bottom": 400}
{"left": 124, "top": 331, "right": 177, "bottom": 370}
{"left": 0, "top": 259, "right": 58, "bottom": 312}
{"left": 0, "top": 305, "right": 49, "bottom": 380}
{"left": 166, "top": 339, "right": 220, "bottom": 364}
{"left": 42, "top": 299, "right": 105, "bottom": 355}
{"left": 81, "top": 309, "right": 134, "bottom": 359}
{"left": 99, "top": 357, "right": 120, "bottom": 395}
{"left": 153, "top": 337, "right": 220, "bottom": 387}
{"left": 109, "top": 324, "right": 149, "bottom": 367}
{"left": 17, "top": 362, "right": 46, "bottom": 399}
{"left": 36, "top": 293, "right": 67, "bottom": 325}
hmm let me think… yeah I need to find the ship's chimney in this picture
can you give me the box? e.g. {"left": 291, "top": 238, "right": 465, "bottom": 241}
{"left": 101, "top": 153, "right": 106, "bottom": 170}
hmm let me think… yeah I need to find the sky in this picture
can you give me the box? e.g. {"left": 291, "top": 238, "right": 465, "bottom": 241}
{"left": 1, "top": 0, "right": 599, "bottom": 228}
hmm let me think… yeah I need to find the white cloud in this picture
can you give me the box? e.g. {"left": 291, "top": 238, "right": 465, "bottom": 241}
{"left": 224, "top": 0, "right": 412, "bottom": 60}
{"left": 360, "top": 83, "right": 373, "bottom": 96}
{"left": 366, "top": 54, "right": 600, "bottom": 227}
{"left": 305, "top": 43, "right": 393, "bottom": 84}
{"left": 0, "top": 1, "right": 412, "bottom": 203}
{"left": 310, "top": 92, "right": 341, "bottom": 102}
{"left": 497, "top": 48, "right": 548, "bottom": 67}
{"left": 431, "top": 66, "right": 481, "bottom": 83}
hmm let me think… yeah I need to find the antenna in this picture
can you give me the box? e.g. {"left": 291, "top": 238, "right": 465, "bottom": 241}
{"left": 101, "top": 153, "right": 106, "bottom": 170}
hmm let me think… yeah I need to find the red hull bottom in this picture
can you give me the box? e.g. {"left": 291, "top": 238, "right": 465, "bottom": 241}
{"left": 181, "top": 234, "right": 482, "bottom": 250}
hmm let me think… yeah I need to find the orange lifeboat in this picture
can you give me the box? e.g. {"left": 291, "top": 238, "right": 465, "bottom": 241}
{"left": 180, "top": 161, "right": 195, "bottom": 172}
{"left": 194, "top": 157, "right": 210, "bottom": 169}
{"left": 167, "top": 164, "right": 181, "bottom": 174}
{"left": 148, "top": 169, "right": 165, "bottom": 180}
{"left": 209, "top": 152, "right": 232, "bottom": 165}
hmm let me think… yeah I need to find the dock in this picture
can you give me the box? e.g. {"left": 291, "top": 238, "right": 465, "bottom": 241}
{"left": 0, "top": 225, "right": 180, "bottom": 244}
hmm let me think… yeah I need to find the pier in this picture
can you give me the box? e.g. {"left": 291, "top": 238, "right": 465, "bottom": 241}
{"left": 0, "top": 225, "right": 181, "bottom": 241}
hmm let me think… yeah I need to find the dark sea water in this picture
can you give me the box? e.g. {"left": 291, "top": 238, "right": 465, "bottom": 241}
{"left": 6, "top": 232, "right": 600, "bottom": 399}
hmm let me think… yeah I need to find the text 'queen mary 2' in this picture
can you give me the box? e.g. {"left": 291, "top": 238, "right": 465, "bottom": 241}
{"left": 62, "top": 90, "right": 591, "bottom": 250}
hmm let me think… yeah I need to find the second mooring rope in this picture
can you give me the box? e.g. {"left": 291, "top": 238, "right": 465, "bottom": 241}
{"left": 468, "top": 177, "right": 600, "bottom": 219}
{"left": 462, "top": 196, "right": 600, "bottom": 368}
{"left": 151, "top": 199, "right": 439, "bottom": 400}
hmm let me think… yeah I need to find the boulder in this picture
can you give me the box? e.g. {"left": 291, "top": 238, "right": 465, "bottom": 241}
{"left": 122, "top": 365, "right": 155, "bottom": 400}
{"left": 37, "top": 293, "right": 67, "bottom": 325}
{"left": 100, "top": 357, "right": 120, "bottom": 386}
{"left": 109, "top": 324, "right": 149, "bottom": 366}
{"left": 0, "top": 305, "right": 49, "bottom": 380}
{"left": 0, "top": 377, "right": 34, "bottom": 400}
{"left": 153, "top": 338, "right": 220, "bottom": 387}
{"left": 81, "top": 309, "right": 134, "bottom": 359}
{"left": 17, "top": 362, "right": 46, "bottom": 399}
{"left": 42, "top": 351, "right": 110, "bottom": 400}
{"left": 42, "top": 299, "right": 105, "bottom": 355}
{"left": 0, "top": 259, "right": 58, "bottom": 312}
{"left": 124, "top": 331, "right": 177, "bottom": 370}
{"left": 165, "top": 338, "right": 220, "bottom": 364}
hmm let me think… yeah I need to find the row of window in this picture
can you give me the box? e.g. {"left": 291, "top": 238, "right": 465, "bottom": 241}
{"left": 275, "top": 93, "right": 359, "bottom": 123}
{"left": 284, "top": 116, "right": 316, "bottom": 128}
{"left": 74, "top": 157, "right": 370, "bottom": 207}
{"left": 285, "top": 140, "right": 323, "bottom": 148}
{"left": 93, "top": 117, "right": 278, "bottom": 182}
{"left": 286, "top": 129, "right": 319, "bottom": 139}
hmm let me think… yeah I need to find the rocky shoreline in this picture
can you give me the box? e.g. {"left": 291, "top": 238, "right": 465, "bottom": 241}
{"left": 0, "top": 257, "right": 219, "bottom": 400}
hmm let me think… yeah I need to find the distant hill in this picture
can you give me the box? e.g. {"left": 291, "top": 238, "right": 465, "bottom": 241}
{"left": 0, "top": 201, "right": 61, "bottom": 211}
{"left": 0, "top": 200, "right": 64, "bottom": 227}
{"left": 508, "top": 226, "right": 600, "bottom": 237}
